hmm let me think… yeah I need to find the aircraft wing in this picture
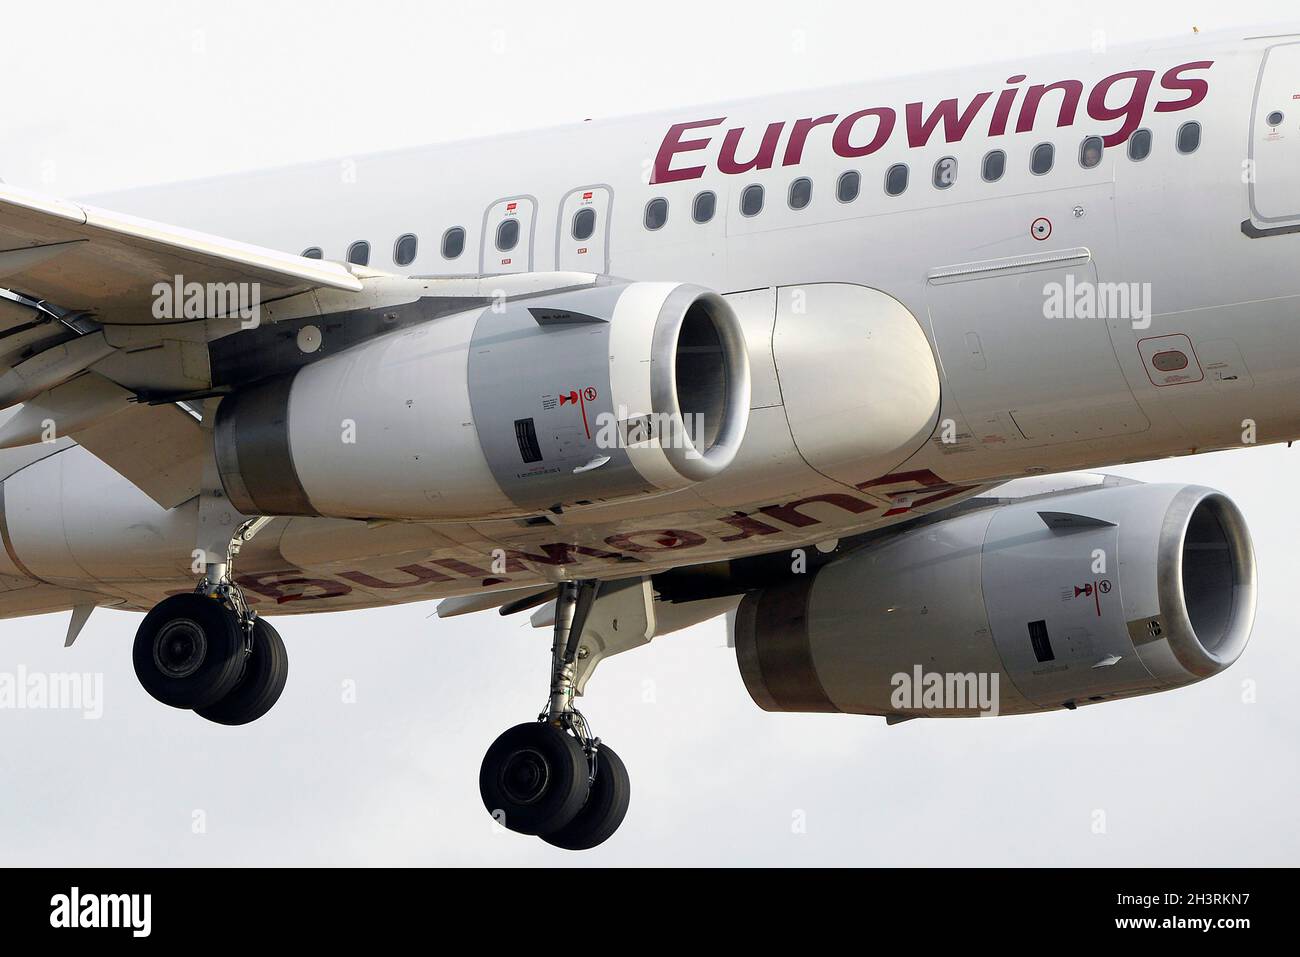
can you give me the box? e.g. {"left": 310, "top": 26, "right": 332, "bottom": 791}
{"left": 0, "top": 181, "right": 361, "bottom": 327}
{"left": 0, "top": 181, "right": 366, "bottom": 508}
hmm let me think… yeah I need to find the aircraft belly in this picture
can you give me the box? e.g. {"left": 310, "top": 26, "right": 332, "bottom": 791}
{"left": 0, "top": 434, "right": 993, "bottom": 618}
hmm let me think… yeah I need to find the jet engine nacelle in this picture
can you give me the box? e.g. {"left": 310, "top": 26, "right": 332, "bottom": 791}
{"left": 214, "top": 281, "right": 750, "bottom": 521}
{"left": 733, "top": 483, "right": 1256, "bottom": 718}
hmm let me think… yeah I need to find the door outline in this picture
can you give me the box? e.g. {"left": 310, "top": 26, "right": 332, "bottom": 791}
{"left": 480, "top": 195, "right": 538, "bottom": 274}
{"left": 926, "top": 243, "right": 1150, "bottom": 448}
{"left": 554, "top": 184, "right": 614, "bottom": 273}
{"left": 1247, "top": 41, "right": 1300, "bottom": 232}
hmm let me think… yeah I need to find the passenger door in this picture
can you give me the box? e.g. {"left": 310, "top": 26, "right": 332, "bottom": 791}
{"left": 1248, "top": 41, "right": 1300, "bottom": 231}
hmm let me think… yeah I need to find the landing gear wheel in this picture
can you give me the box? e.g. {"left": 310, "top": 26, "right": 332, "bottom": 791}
{"left": 480, "top": 722, "right": 588, "bottom": 836}
{"left": 542, "top": 744, "right": 630, "bottom": 851}
{"left": 133, "top": 594, "right": 244, "bottom": 710}
{"left": 195, "top": 618, "right": 289, "bottom": 726}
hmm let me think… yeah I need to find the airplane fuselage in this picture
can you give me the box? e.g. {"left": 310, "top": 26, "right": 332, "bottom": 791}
{"left": 2, "top": 27, "right": 1298, "bottom": 617}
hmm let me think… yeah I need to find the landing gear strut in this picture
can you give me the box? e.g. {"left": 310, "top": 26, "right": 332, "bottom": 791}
{"left": 133, "top": 517, "right": 288, "bottom": 725}
{"left": 480, "top": 580, "right": 631, "bottom": 849}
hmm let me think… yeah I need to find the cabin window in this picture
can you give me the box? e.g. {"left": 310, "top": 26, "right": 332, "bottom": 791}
{"left": 740, "top": 184, "right": 765, "bottom": 216}
{"left": 644, "top": 197, "right": 669, "bottom": 230}
{"left": 1030, "top": 142, "right": 1055, "bottom": 175}
{"left": 692, "top": 191, "right": 717, "bottom": 223}
{"left": 884, "top": 163, "right": 908, "bottom": 196}
{"left": 441, "top": 226, "right": 466, "bottom": 259}
{"left": 1177, "top": 121, "right": 1201, "bottom": 154}
{"left": 1267, "top": 110, "right": 1285, "bottom": 127}
{"left": 393, "top": 233, "right": 418, "bottom": 266}
{"left": 496, "top": 219, "right": 520, "bottom": 252}
{"left": 346, "top": 241, "right": 370, "bottom": 266}
{"left": 1079, "top": 136, "right": 1104, "bottom": 169}
{"left": 981, "top": 150, "right": 1006, "bottom": 182}
{"left": 933, "top": 156, "right": 957, "bottom": 189}
{"left": 788, "top": 177, "right": 812, "bottom": 210}
{"left": 1128, "top": 129, "right": 1153, "bottom": 162}
{"left": 301, "top": 247, "right": 323, "bottom": 259}
{"left": 572, "top": 207, "right": 596, "bottom": 241}
{"left": 836, "top": 170, "right": 860, "bottom": 203}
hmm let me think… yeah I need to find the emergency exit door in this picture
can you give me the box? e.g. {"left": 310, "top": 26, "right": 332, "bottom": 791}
{"left": 480, "top": 196, "right": 536, "bottom": 274}
{"left": 555, "top": 185, "right": 612, "bottom": 273}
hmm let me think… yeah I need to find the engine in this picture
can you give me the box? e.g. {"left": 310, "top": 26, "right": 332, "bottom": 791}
{"left": 733, "top": 482, "right": 1256, "bottom": 718}
{"left": 214, "top": 281, "right": 750, "bottom": 520}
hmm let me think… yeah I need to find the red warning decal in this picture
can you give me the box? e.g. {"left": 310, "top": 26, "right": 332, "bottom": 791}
{"left": 1070, "top": 580, "right": 1111, "bottom": 616}
{"left": 558, "top": 387, "right": 598, "bottom": 438}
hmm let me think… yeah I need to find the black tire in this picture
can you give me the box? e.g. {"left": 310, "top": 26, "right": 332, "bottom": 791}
{"left": 542, "top": 744, "right": 630, "bottom": 851}
{"left": 195, "top": 619, "right": 289, "bottom": 726}
{"left": 133, "top": 594, "right": 245, "bottom": 710}
{"left": 480, "top": 723, "right": 589, "bottom": 836}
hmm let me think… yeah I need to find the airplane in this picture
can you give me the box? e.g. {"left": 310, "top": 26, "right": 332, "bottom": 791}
{"left": 0, "top": 22, "right": 1290, "bottom": 850}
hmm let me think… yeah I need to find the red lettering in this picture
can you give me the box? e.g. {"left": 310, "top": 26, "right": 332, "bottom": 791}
{"left": 604, "top": 529, "right": 706, "bottom": 552}
{"left": 651, "top": 117, "right": 725, "bottom": 184}
{"left": 1088, "top": 69, "right": 1155, "bottom": 147}
{"left": 427, "top": 558, "right": 490, "bottom": 578}
{"left": 988, "top": 75, "right": 1027, "bottom": 136}
{"left": 1016, "top": 79, "right": 1084, "bottom": 133}
{"left": 1154, "top": 60, "right": 1213, "bottom": 113}
{"left": 759, "top": 494, "right": 875, "bottom": 528}
{"left": 718, "top": 121, "right": 785, "bottom": 175}
{"left": 906, "top": 92, "right": 993, "bottom": 147}
{"left": 832, "top": 107, "right": 896, "bottom": 158}
{"left": 858, "top": 469, "right": 954, "bottom": 492}
{"left": 783, "top": 114, "right": 838, "bottom": 166}
{"left": 718, "top": 512, "right": 783, "bottom": 542}
{"left": 503, "top": 543, "right": 627, "bottom": 567}
{"left": 237, "top": 570, "right": 351, "bottom": 604}
{"left": 340, "top": 564, "right": 454, "bottom": 589}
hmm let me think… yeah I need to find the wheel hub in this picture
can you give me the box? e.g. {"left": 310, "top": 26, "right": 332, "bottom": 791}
{"left": 500, "top": 748, "right": 550, "bottom": 806}
{"left": 153, "top": 619, "right": 207, "bottom": 678}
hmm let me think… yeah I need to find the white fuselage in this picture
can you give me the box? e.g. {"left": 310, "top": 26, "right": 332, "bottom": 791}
{"left": 2, "top": 27, "right": 1298, "bottom": 618}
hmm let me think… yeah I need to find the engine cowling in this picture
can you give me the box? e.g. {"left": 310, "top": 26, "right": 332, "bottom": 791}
{"left": 214, "top": 281, "right": 750, "bottom": 520}
{"left": 733, "top": 482, "right": 1256, "bottom": 718}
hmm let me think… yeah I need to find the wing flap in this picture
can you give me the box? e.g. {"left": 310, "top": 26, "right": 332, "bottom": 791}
{"left": 72, "top": 401, "right": 205, "bottom": 509}
{"left": 0, "top": 372, "right": 132, "bottom": 448}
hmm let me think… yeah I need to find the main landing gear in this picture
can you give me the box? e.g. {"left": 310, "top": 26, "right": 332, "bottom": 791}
{"left": 480, "top": 580, "right": 631, "bottom": 850}
{"left": 133, "top": 518, "right": 288, "bottom": 725}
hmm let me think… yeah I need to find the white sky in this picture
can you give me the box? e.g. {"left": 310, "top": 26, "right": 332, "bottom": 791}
{"left": 1, "top": 0, "right": 1297, "bottom": 865}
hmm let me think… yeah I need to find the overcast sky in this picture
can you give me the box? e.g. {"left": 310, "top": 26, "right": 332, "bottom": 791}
{"left": 1, "top": 0, "right": 1297, "bottom": 866}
